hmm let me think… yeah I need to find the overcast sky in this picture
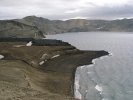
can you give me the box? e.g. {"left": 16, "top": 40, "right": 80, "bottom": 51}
{"left": 0, "top": 0, "right": 133, "bottom": 20}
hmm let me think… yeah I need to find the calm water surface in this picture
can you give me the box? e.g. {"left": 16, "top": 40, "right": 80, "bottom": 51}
{"left": 46, "top": 32, "right": 133, "bottom": 100}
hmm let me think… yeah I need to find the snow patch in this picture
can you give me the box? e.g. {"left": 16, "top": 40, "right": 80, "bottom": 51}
{"left": 39, "top": 61, "right": 45, "bottom": 65}
{"left": 0, "top": 55, "right": 4, "bottom": 59}
{"left": 26, "top": 41, "right": 32, "bottom": 46}
{"left": 51, "top": 55, "right": 60, "bottom": 59}
{"left": 40, "top": 54, "right": 48, "bottom": 60}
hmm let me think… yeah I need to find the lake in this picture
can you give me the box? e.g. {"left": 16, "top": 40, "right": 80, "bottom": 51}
{"left": 46, "top": 32, "right": 133, "bottom": 100}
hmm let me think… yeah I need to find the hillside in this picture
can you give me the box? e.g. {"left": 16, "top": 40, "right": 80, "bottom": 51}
{"left": 15, "top": 16, "right": 133, "bottom": 34}
{"left": 0, "top": 20, "right": 45, "bottom": 38}
{"left": 1, "top": 16, "right": 133, "bottom": 36}
{"left": 0, "top": 39, "right": 108, "bottom": 100}
{"left": 0, "top": 16, "right": 111, "bottom": 100}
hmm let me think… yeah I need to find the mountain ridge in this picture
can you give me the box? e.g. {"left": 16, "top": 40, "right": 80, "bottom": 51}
{"left": 1, "top": 16, "right": 133, "bottom": 36}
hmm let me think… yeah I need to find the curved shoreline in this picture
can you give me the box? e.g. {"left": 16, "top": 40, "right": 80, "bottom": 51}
{"left": 40, "top": 50, "right": 109, "bottom": 97}
{"left": 0, "top": 40, "right": 109, "bottom": 100}
{"left": 74, "top": 52, "right": 111, "bottom": 99}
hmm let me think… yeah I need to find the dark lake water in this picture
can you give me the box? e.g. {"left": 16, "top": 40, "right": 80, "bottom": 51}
{"left": 46, "top": 32, "right": 133, "bottom": 100}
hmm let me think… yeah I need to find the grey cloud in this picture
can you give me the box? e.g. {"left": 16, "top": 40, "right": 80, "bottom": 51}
{"left": 0, "top": 0, "right": 133, "bottom": 20}
{"left": 80, "top": 4, "right": 133, "bottom": 19}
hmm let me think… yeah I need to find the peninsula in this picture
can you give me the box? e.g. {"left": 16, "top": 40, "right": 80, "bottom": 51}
{"left": 0, "top": 38, "right": 108, "bottom": 100}
{"left": 0, "top": 16, "right": 109, "bottom": 100}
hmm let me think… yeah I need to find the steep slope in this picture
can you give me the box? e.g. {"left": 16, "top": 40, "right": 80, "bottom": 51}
{"left": 16, "top": 16, "right": 102, "bottom": 34}
{"left": 1, "top": 16, "right": 133, "bottom": 35}
{"left": 0, "top": 20, "right": 45, "bottom": 38}
{"left": 16, "top": 16, "right": 133, "bottom": 34}
{"left": 15, "top": 16, "right": 61, "bottom": 34}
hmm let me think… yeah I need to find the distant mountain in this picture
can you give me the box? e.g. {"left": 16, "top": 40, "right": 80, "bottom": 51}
{"left": 1, "top": 16, "right": 133, "bottom": 37}
{"left": 15, "top": 16, "right": 133, "bottom": 34}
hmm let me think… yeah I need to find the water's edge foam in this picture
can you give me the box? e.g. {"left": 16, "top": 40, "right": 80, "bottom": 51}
{"left": 74, "top": 52, "right": 112, "bottom": 100}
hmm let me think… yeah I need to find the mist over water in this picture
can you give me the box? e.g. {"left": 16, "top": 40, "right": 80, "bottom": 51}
{"left": 47, "top": 32, "right": 133, "bottom": 100}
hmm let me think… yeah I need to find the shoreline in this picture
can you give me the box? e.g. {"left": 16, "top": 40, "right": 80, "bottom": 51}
{"left": 0, "top": 40, "right": 109, "bottom": 100}
{"left": 74, "top": 52, "right": 111, "bottom": 99}
{"left": 40, "top": 49, "right": 109, "bottom": 97}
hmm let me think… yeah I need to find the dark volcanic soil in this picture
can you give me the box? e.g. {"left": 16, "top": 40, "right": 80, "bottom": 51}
{"left": 0, "top": 41, "right": 108, "bottom": 100}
